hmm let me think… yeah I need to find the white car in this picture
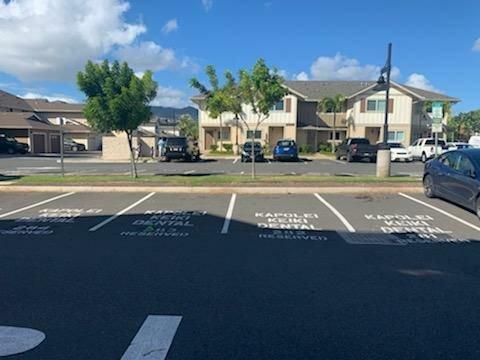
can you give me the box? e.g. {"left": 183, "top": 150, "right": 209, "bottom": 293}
{"left": 409, "top": 138, "right": 447, "bottom": 162}
{"left": 469, "top": 136, "right": 480, "bottom": 149}
{"left": 388, "top": 143, "right": 413, "bottom": 162}
{"left": 447, "top": 142, "right": 471, "bottom": 151}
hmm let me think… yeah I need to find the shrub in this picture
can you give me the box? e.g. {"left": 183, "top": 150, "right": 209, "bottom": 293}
{"left": 210, "top": 144, "right": 218, "bottom": 152}
{"left": 299, "top": 144, "right": 312, "bottom": 154}
{"left": 318, "top": 142, "right": 332, "bottom": 152}
{"left": 223, "top": 143, "right": 233, "bottom": 152}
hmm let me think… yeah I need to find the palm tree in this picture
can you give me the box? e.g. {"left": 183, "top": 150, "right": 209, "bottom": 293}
{"left": 317, "top": 94, "right": 346, "bottom": 153}
{"left": 190, "top": 66, "right": 228, "bottom": 151}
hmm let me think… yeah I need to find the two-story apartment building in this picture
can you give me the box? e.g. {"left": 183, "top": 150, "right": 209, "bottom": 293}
{"left": 192, "top": 80, "right": 460, "bottom": 152}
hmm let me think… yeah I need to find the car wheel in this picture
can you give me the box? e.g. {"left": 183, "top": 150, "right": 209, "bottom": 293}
{"left": 421, "top": 152, "right": 427, "bottom": 163}
{"left": 423, "top": 174, "right": 436, "bottom": 198}
{"left": 335, "top": 152, "right": 340, "bottom": 160}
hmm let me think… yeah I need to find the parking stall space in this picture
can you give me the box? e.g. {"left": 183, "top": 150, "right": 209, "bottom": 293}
{"left": 323, "top": 193, "right": 480, "bottom": 246}
{"left": 0, "top": 192, "right": 153, "bottom": 238}
{"left": 227, "top": 194, "right": 345, "bottom": 242}
{"left": 89, "top": 193, "right": 231, "bottom": 241}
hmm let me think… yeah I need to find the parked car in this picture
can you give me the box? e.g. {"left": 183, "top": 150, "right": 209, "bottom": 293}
{"left": 335, "top": 138, "right": 377, "bottom": 163}
{"left": 161, "top": 136, "right": 200, "bottom": 162}
{"left": 64, "top": 139, "right": 86, "bottom": 152}
{"left": 409, "top": 138, "right": 447, "bottom": 163}
{"left": 0, "top": 135, "right": 29, "bottom": 154}
{"left": 273, "top": 139, "right": 298, "bottom": 161}
{"left": 388, "top": 142, "right": 413, "bottom": 162}
{"left": 447, "top": 142, "right": 471, "bottom": 151}
{"left": 241, "top": 141, "right": 264, "bottom": 162}
{"left": 423, "top": 149, "right": 480, "bottom": 218}
{"left": 468, "top": 136, "right": 480, "bottom": 149}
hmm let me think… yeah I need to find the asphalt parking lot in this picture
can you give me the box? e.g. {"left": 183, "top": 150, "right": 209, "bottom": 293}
{"left": 0, "top": 155, "right": 425, "bottom": 177}
{"left": 2, "top": 191, "right": 480, "bottom": 359}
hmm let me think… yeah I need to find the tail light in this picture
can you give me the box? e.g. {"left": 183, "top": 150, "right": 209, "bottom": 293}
{"left": 430, "top": 146, "right": 434, "bottom": 153}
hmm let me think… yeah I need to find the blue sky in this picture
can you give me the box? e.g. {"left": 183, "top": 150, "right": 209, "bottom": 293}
{"left": 0, "top": 0, "right": 478, "bottom": 112}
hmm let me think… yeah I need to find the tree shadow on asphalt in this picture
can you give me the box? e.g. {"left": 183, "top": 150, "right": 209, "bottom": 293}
{"left": 1, "top": 210, "right": 480, "bottom": 360}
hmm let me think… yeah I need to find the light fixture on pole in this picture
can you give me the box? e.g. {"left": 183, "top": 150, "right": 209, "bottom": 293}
{"left": 234, "top": 114, "right": 239, "bottom": 155}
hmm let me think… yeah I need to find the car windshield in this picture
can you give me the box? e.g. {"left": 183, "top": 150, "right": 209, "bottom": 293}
{"left": 425, "top": 139, "right": 446, "bottom": 146}
{"left": 388, "top": 143, "right": 404, "bottom": 148}
{"left": 244, "top": 142, "right": 261, "bottom": 149}
{"left": 166, "top": 138, "right": 187, "bottom": 146}
{"left": 351, "top": 139, "right": 369, "bottom": 145}
{"left": 277, "top": 140, "right": 294, "bottom": 147}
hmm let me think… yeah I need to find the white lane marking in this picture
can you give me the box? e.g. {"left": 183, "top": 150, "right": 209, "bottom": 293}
{"left": 291, "top": 172, "right": 296, "bottom": 175}
{"left": 0, "top": 192, "right": 75, "bottom": 219}
{"left": 120, "top": 315, "right": 181, "bottom": 360}
{"left": 89, "top": 192, "right": 155, "bottom": 232}
{"left": 0, "top": 326, "right": 46, "bottom": 356}
{"left": 232, "top": 157, "right": 239, "bottom": 164}
{"left": 314, "top": 193, "right": 356, "bottom": 233}
{"left": 399, "top": 193, "right": 480, "bottom": 233}
{"left": 240, "top": 171, "right": 245, "bottom": 175}
{"left": 221, "top": 193, "right": 237, "bottom": 234}
{"left": 183, "top": 170, "right": 196, "bottom": 175}
{"left": 267, "top": 159, "right": 271, "bottom": 164}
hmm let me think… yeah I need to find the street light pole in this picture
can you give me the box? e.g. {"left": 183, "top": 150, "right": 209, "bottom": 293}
{"left": 58, "top": 117, "right": 65, "bottom": 177}
{"left": 382, "top": 43, "right": 392, "bottom": 145}
{"left": 234, "top": 115, "right": 239, "bottom": 155}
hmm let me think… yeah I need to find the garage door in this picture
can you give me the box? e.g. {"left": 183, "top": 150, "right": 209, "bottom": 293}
{"left": 33, "top": 134, "right": 46, "bottom": 153}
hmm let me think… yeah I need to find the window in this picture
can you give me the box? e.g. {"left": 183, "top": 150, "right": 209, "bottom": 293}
{"left": 366, "top": 99, "right": 386, "bottom": 112}
{"left": 456, "top": 154, "right": 475, "bottom": 176}
{"left": 271, "top": 100, "right": 284, "bottom": 111}
{"left": 219, "top": 128, "right": 230, "bottom": 141}
{"left": 388, "top": 131, "right": 405, "bottom": 142}
{"left": 246, "top": 130, "right": 262, "bottom": 139}
{"left": 440, "top": 152, "right": 459, "bottom": 169}
{"left": 329, "top": 132, "right": 341, "bottom": 140}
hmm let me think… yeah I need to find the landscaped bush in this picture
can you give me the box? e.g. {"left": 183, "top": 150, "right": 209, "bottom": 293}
{"left": 223, "top": 143, "right": 233, "bottom": 152}
{"left": 299, "top": 144, "right": 312, "bottom": 154}
{"left": 318, "top": 142, "right": 332, "bottom": 153}
{"left": 210, "top": 144, "right": 218, "bottom": 152}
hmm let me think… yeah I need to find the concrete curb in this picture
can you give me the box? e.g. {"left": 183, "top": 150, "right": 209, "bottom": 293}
{"left": 0, "top": 185, "right": 423, "bottom": 194}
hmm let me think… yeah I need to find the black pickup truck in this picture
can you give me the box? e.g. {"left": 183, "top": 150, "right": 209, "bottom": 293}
{"left": 335, "top": 138, "right": 378, "bottom": 163}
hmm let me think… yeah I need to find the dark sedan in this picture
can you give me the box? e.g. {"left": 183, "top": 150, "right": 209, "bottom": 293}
{"left": 423, "top": 149, "right": 480, "bottom": 217}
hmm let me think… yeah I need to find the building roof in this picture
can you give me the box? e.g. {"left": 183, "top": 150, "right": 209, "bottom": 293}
{"left": 0, "top": 112, "right": 59, "bottom": 131}
{"left": 25, "top": 98, "right": 84, "bottom": 113}
{"left": 63, "top": 122, "right": 94, "bottom": 134}
{"left": 284, "top": 80, "right": 460, "bottom": 103}
{"left": 0, "top": 90, "right": 33, "bottom": 111}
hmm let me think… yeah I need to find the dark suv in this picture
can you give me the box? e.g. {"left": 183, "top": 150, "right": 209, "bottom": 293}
{"left": 0, "top": 135, "right": 29, "bottom": 154}
{"left": 162, "top": 137, "right": 200, "bottom": 162}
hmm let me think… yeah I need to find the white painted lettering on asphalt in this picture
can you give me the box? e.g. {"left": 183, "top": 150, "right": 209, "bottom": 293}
{"left": 183, "top": 170, "right": 196, "bottom": 175}
{"left": 89, "top": 192, "right": 156, "bottom": 232}
{"left": 399, "top": 193, "right": 480, "bottom": 233}
{"left": 0, "top": 326, "right": 46, "bottom": 357}
{"left": 120, "top": 315, "right": 181, "bottom": 360}
{"left": 255, "top": 212, "right": 326, "bottom": 241}
{"left": 221, "top": 193, "right": 237, "bottom": 234}
{"left": 314, "top": 193, "right": 356, "bottom": 233}
{"left": 0, "top": 192, "right": 76, "bottom": 219}
{"left": 121, "top": 210, "right": 207, "bottom": 237}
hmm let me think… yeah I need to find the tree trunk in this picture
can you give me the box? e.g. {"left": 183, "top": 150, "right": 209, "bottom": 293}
{"left": 332, "top": 112, "right": 337, "bottom": 153}
{"left": 126, "top": 131, "right": 138, "bottom": 179}
{"left": 251, "top": 131, "right": 256, "bottom": 180}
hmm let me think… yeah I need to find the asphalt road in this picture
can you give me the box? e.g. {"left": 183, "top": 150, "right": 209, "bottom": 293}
{"left": 1, "top": 191, "right": 480, "bottom": 359}
{"left": 0, "top": 155, "right": 425, "bottom": 176}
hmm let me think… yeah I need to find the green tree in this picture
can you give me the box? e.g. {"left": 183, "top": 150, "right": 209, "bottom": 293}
{"left": 317, "top": 94, "right": 346, "bottom": 153}
{"left": 190, "top": 65, "right": 229, "bottom": 151}
{"left": 239, "top": 59, "right": 288, "bottom": 178}
{"left": 77, "top": 60, "right": 157, "bottom": 178}
{"left": 177, "top": 114, "right": 198, "bottom": 140}
{"left": 450, "top": 110, "right": 480, "bottom": 140}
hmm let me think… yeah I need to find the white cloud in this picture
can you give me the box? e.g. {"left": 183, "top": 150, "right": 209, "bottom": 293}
{"left": 405, "top": 73, "right": 441, "bottom": 93}
{"left": 20, "top": 92, "right": 80, "bottom": 104}
{"left": 0, "top": 0, "right": 146, "bottom": 81}
{"left": 162, "top": 18, "right": 178, "bottom": 34}
{"left": 114, "top": 41, "right": 178, "bottom": 73}
{"left": 473, "top": 38, "right": 480, "bottom": 52}
{"left": 277, "top": 69, "right": 288, "bottom": 78}
{"left": 150, "top": 86, "right": 187, "bottom": 107}
{"left": 294, "top": 71, "right": 309, "bottom": 81}
{"left": 202, "top": 0, "right": 213, "bottom": 11}
{"left": 307, "top": 53, "right": 400, "bottom": 81}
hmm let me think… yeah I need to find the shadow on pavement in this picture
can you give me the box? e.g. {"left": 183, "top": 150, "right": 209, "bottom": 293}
{"left": 1, "top": 210, "right": 480, "bottom": 360}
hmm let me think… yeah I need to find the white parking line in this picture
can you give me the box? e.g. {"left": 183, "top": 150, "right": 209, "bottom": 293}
{"left": 399, "top": 193, "right": 480, "bottom": 233}
{"left": 0, "top": 326, "right": 46, "bottom": 357}
{"left": 89, "top": 192, "right": 155, "bottom": 232}
{"left": 267, "top": 159, "right": 272, "bottom": 164}
{"left": 221, "top": 193, "right": 237, "bottom": 234}
{"left": 240, "top": 171, "right": 245, "bottom": 175}
{"left": 330, "top": 159, "right": 345, "bottom": 165}
{"left": 183, "top": 170, "right": 196, "bottom": 175}
{"left": 120, "top": 315, "right": 182, "bottom": 360}
{"left": 233, "top": 157, "right": 239, "bottom": 164}
{"left": 314, "top": 193, "right": 356, "bottom": 233}
{"left": 0, "top": 192, "right": 75, "bottom": 219}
